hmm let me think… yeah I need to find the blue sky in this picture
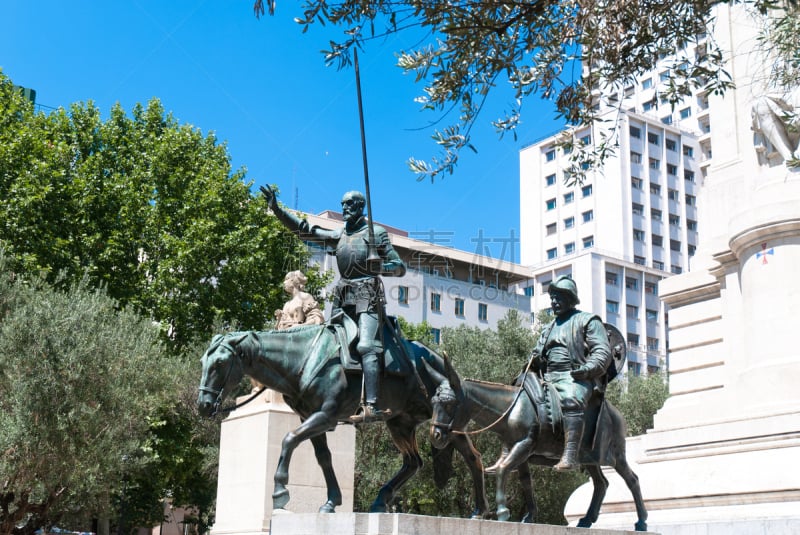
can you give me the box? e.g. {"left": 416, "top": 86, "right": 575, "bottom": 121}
{"left": 1, "top": 1, "right": 563, "bottom": 263}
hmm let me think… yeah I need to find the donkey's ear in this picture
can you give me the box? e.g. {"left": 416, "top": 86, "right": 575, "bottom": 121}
{"left": 442, "top": 351, "right": 462, "bottom": 393}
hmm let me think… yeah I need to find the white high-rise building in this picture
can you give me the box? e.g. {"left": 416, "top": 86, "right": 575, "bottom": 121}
{"left": 519, "top": 35, "right": 712, "bottom": 374}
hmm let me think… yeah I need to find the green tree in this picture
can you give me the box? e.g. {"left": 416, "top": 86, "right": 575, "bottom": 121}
{"left": 0, "top": 73, "right": 326, "bottom": 351}
{"left": 253, "top": 1, "right": 797, "bottom": 180}
{"left": 605, "top": 371, "right": 670, "bottom": 436}
{"left": 0, "top": 256, "right": 184, "bottom": 535}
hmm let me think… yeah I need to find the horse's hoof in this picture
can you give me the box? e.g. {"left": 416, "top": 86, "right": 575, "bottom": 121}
{"left": 273, "top": 488, "right": 290, "bottom": 510}
{"left": 521, "top": 513, "right": 534, "bottom": 524}
{"left": 496, "top": 506, "right": 511, "bottom": 522}
{"left": 272, "top": 508, "right": 293, "bottom": 516}
{"left": 577, "top": 517, "right": 592, "bottom": 528}
{"left": 469, "top": 512, "right": 483, "bottom": 520}
{"left": 369, "top": 503, "right": 388, "bottom": 513}
{"left": 319, "top": 501, "right": 337, "bottom": 514}
{"left": 635, "top": 520, "right": 648, "bottom": 532}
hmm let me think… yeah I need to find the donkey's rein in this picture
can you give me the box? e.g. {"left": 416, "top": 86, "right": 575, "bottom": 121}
{"left": 450, "top": 355, "right": 536, "bottom": 436}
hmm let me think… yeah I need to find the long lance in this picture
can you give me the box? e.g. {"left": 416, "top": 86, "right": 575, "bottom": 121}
{"left": 353, "top": 48, "right": 382, "bottom": 271}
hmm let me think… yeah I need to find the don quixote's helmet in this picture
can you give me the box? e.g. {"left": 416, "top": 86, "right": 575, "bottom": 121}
{"left": 548, "top": 275, "right": 580, "bottom": 304}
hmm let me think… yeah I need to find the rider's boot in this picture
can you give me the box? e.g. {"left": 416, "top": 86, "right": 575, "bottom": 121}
{"left": 484, "top": 445, "right": 510, "bottom": 475}
{"left": 554, "top": 412, "right": 584, "bottom": 472}
{"left": 350, "top": 353, "right": 391, "bottom": 424}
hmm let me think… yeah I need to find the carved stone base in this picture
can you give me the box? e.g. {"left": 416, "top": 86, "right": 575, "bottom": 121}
{"left": 269, "top": 513, "right": 660, "bottom": 535}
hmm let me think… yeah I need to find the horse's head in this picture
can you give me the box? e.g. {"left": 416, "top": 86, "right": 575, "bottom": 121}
{"left": 197, "top": 333, "right": 247, "bottom": 417}
{"left": 429, "top": 354, "right": 468, "bottom": 449}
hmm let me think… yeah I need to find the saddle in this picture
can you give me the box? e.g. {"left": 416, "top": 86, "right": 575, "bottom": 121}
{"left": 520, "top": 372, "right": 609, "bottom": 463}
{"left": 331, "top": 314, "right": 415, "bottom": 377}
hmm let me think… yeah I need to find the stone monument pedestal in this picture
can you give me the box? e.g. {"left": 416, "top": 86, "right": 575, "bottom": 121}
{"left": 211, "top": 390, "right": 356, "bottom": 535}
{"left": 269, "top": 513, "right": 660, "bottom": 535}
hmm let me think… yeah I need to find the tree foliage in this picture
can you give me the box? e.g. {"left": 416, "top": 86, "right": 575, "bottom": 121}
{"left": 605, "top": 371, "right": 670, "bottom": 436}
{"left": 0, "top": 256, "right": 184, "bottom": 535}
{"left": 0, "top": 72, "right": 326, "bottom": 351}
{"left": 253, "top": 1, "right": 798, "bottom": 181}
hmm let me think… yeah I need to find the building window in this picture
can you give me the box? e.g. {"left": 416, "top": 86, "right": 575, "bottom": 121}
{"left": 650, "top": 183, "right": 662, "bottom": 195}
{"left": 431, "top": 328, "right": 441, "bottom": 344}
{"left": 679, "top": 107, "right": 692, "bottom": 119}
{"left": 582, "top": 210, "right": 594, "bottom": 223}
{"left": 653, "top": 260, "right": 665, "bottom": 270}
{"left": 634, "top": 229, "right": 646, "bottom": 242}
{"left": 651, "top": 208, "right": 662, "bottom": 220}
{"left": 661, "top": 115, "right": 673, "bottom": 125}
{"left": 667, "top": 163, "right": 678, "bottom": 176}
{"left": 606, "top": 271, "right": 619, "bottom": 285}
{"left": 688, "top": 244, "right": 697, "bottom": 256}
{"left": 454, "top": 298, "right": 465, "bottom": 317}
{"left": 683, "top": 145, "right": 694, "bottom": 157}
{"left": 634, "top": 255, "right": 647, "bottom": 266}
{"left": 643, "top": 100, "right": 655, "bottom": 112}
{"left": 646, "top": 309, "right": 659, "bottom": 321}
{"left": 670, "top": 239, "right": 681, "bottom": 252}
{"left": 565, "top": 242, "right": 575, "bottom": 254}
{"left": 671, "top": 265, "right": 683, "bottom": 274}
{"left": 647, "top": 337, "right": 660, "bottom": 350}
{"left": 541, "top": 279, "right": 552, "bottom": 293}
{"left": 625, "top": 277, "right": 639, "bottom": 290}
{"left": 524, "top": 286, "right": 534, "bottom": 297}
{"left": 684, "top": 169, "right": 695, "bottom": 183}
{"left": 478, "top": 303, "right": 488, "bottom": 322}
{"left": 581, "top": 184, "right": 593, "bottom": 197}
{"left": 649, "top": 158, "right": 660, "bottom": 170}
{"left": 547, "top": 248, "right": 557, "bottom": 260}
{"left": 580, "top": 134, "right": 592, "bottom": 145}
{"left": 652, "top": 234, "right": 663, "bottom": 247}
{"left": 642, "top": 77, "right": 653, "bottom": 89}
{"left": 669, "top": 214, "right": 680, "bottom": 226}
{"left": 606, "top": 300, "right": 620, "bottom": 314}
{"left": 564, "top": 216, "right": 575, "bottom": 229}
{"left": 564, "top": 192, "right": 575, "bottom": 204}
{"left": 546, "top": 222, "right": 557, "bottom": 235}
{"left": 647, "top": 132, "right": 660, "bottom": 145}
{"left": 545, "top": 148, "right": 556, "bottom": 161}
{"left": 687, "top": 219, "right": 698, "bottom": 231}
{"left": 628, "top": 333, "right": 640, "bottom": 346}
{"left": 668, "top": 188, "right": 680, "bottom": 201}
{"left": 398, "top": 286, "right": 409, "bottom": 305}
{"left": 686, "top": 194, "right": 697, "bottom": 206}
{"left": 629, "top": 361, "right": 642, "bottom": 376}
{"left": 627, "top": 304, "right": 639, "bottom": 318}
{"left": 630, "top": 125, "right": 642, "bottom": 139}
{"left": 665, "top": 138, "right": 677, "bottom": 151}
{"left": 546, "top": 198, "right": 557, "bottom": 210}
{"left": 631, "top": 151, "right": 642, "bottom": 164}
{"left": 632, "top": 176, "right": 644, "bottom": 190}
{"left": 583, "top": 235, "right": 594, "bottom": 248}
{"left": 632, "top": 202, "right": 644, "bottom": 216}
{"left": 430, "top": 292, "right": 441, "bottom": 312}
{"left": 545, "top": 173, "right": 557, "bottom": 186}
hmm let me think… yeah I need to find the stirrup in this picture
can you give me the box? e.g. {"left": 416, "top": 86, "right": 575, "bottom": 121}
{"left": 349, "top": 404, "right": 391, "bottom": 424}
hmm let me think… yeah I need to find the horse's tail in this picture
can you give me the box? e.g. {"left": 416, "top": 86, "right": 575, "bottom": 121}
{"left": 432, "top": 442, "right": 456, "bottom": 489}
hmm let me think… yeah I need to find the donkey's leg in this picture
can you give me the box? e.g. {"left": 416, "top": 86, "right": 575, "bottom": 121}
{"left": 273, "top": 410, "right": 336, "bottom": 510}
{"left": 517, "top": 461, "right": 537, "bottom": 523}
{"left": 310, "top": 433, "right": 342, "bottom": 513}
{"left": 370, "top": 418, "right": 422, "bottom": 512}
{"left": 496, "top": 438, "right": 534, "bottom": 522}
{"left": 451, "top": 434, "right": 489, "bottom": 519}
{"left": 577, "top": 464, "right": 608, "bottom": 528}
{"left": 614, "top": 457, "right": 648, "bottom": 532}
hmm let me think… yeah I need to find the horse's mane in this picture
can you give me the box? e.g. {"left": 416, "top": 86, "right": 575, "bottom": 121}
{"left": 464, "top": 377, "right": 519, "bottom": 393}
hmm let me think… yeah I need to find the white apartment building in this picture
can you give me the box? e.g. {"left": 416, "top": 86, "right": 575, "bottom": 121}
{"left": 300, "top": 210, "right": 534, "bottom": 344}
{"left": 519, "top": 35, "right": 711, "bottom": 374}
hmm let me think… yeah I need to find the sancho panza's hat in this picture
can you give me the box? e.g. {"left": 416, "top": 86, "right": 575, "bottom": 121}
{"left": 548, "top": 275, "right": 579, "bottom": 304}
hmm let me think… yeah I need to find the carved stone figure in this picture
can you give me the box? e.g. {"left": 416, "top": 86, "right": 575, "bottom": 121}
{"left": 274, "top": 270, "right": 324, "bottom": 330}
{"left": 752, "top": 88, "right": 800, "bottom": 165}
{"left": 260, "top": 185, "right": 406, "bottom": 423}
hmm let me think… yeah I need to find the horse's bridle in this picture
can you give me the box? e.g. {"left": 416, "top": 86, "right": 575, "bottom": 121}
{"left": 199, "top": 339, "right": 242, "bottom": 417}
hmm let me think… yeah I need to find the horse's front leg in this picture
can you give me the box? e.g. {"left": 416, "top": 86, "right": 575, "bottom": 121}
{"left": 496, "top": 438, "right": 533, "bottom": 522}
{"left": 370, "top": 419, "right": 421, "bottom": 512}
{"left": 273, "top": 410, "right": 337, "bottom": 511}
{"left": 310, "top": 433, "right": 342, "bottom": 513}
{"left": 450, "top": 434, "right": 488, "bottom": 519}
{"left": 517, "top": 461, "right": 537, "bottom": 523}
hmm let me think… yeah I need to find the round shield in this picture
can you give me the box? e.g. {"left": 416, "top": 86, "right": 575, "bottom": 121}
{"left": 604, "top": 322, "right": 627, "bottom": 382}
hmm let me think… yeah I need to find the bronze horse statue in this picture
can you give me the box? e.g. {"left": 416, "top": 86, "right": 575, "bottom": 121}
{"left": 428, "top": 357, "right": 648, "bottom": 531}
{"left": 197, "top": 323, "right": 489, "bottom": 516}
